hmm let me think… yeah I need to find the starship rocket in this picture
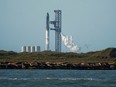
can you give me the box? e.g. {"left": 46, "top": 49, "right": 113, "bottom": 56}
{"left": 45, "top": 13, "right": 49, "bottom": 50}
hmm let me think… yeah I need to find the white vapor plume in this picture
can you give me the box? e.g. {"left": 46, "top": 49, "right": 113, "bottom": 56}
{"left": 61, "top": 33, "right": 79, "bottom": 53}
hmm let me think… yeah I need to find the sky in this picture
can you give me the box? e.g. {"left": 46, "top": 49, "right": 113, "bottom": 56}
{"left": 0, "top": 0, "right": 116, "bottom": 52}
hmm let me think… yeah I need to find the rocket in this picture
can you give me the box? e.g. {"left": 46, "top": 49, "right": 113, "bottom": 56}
{"left": 45, "top": 13, "right": 49, "bottom": 50}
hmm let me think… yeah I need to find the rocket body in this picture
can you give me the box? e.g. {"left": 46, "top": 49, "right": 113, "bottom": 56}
{"left": 45, "top": 13, "right": 49, "bottom": 50}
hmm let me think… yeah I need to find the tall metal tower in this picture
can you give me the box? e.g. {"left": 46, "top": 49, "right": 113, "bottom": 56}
{"left": 50, "top": 10, "right": 62, "bottom": 52}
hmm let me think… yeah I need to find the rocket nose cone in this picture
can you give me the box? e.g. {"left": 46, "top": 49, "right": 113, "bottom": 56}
{"left": 47, "top": 12, "right": 49, "bottom": 16}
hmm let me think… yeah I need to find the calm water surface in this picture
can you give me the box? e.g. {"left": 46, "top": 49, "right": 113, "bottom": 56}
{"left": 0, "top": 70, "right": 116, "bottom": 87}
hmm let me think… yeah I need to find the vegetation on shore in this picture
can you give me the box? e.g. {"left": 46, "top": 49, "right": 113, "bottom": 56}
{"left": 0, "top": 48, "right": 116, "bottom": 63}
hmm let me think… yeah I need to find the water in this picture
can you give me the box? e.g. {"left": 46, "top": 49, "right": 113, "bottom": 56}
{"left": 0, "top": 70, "right": 116, "bottom": 87}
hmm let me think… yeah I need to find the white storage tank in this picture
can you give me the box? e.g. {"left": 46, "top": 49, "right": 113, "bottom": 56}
{"left": 26, "top": 46, "right": 31, "bottom": 52}
{"left": 21, "top": 46, "right": 40, "bottom": 52}
{"left": 21, "top": 46, "right": 26, "bottom": 52}
{"left": 36, "top": 46, "right": 40, "bottom": 52}
{"left": 31, "top": 46, "right": 35, "bottom": 52}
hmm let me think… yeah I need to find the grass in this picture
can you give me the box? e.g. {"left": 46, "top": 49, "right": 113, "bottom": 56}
{"left": 0, "top": 48, "right": 116, "bottom": 63}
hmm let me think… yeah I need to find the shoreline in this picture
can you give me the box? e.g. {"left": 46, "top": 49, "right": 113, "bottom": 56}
{"left": 0, "top": 62, "right": 115, "bottom": 70}
{"left": 0, "top": 48, "right": 116, "bottom": 70}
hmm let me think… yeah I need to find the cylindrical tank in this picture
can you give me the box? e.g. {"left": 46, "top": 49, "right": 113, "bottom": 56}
{"left": 36, "top": 46, "right": 40, "bottom": 52}
{"left": 26, "top": 46, "right": 31, "bottom": 52}
{"left": 31, "top": 46, "right": 35, "bottom": 52}
{"left": 21, "top": 46, "right": 26, "bottom": 52}
{"left": 22, "top": 46, "right": 40, "bottom": 52}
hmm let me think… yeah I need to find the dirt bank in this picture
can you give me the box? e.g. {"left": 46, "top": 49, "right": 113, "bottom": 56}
{"left": 0, "top": 62, "right": 115, "bottom": 70}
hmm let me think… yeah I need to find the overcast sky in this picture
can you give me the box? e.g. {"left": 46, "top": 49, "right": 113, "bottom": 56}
{"left": 0, "top": 0, "right": 116, "bottom": 52}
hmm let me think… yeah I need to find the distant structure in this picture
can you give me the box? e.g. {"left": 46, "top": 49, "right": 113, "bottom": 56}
{"left": 22, "top": 10, "right": 62, "bottom": 53}
{"left": 31, "top": 46, "right": 35, "bottom": 52}
{"left": 45, "top": 13, "right": 50, "bottom": 51}
{"left": 21, "top": 46, "right": 40, "bottom": 52}
{"left": 26, "top": 46, "right": 31, "bottom": 52}
{"left": 36, "top": 46, "right": 40, "bottom": 52}
{"left": 21, "top": 46, "right": 26, "bottom": 52}
{"left": 45, "top": 10, "right": 62, "bottom": 52}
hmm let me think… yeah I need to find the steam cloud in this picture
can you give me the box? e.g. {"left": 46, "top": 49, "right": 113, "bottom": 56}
{"left": 61, "top": 33, "right": 79, "bottom": 53}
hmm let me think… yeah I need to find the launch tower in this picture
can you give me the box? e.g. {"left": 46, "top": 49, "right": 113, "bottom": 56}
{"left": 45, "top": 10, "right": 62, "bottom": 52}
{"left": 50, "top": 10, "right": 62, "bottom": 52}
